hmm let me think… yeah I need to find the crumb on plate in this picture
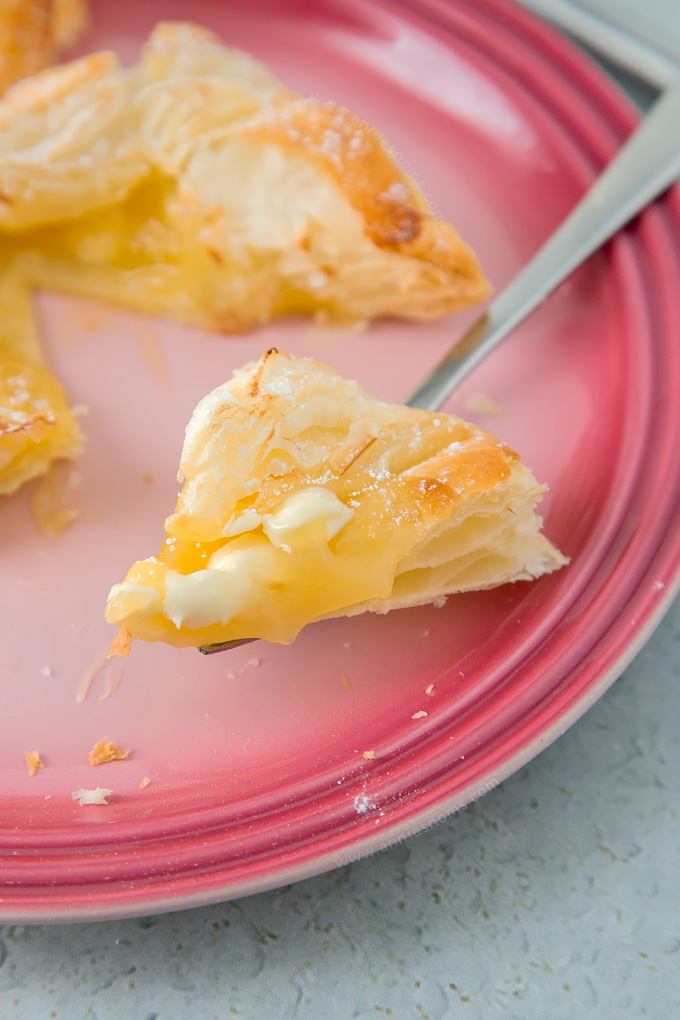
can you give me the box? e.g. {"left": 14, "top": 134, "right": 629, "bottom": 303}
{"left": 362, "top": 750, "right": 376, "bottom": 760}
{"left": 108, "top": 626, "right": 131, "bottom": 659}
{"left": 140, "top": 776, "right": 151, "bottom": 789}
{"left": 341, "top": 675, "right": 352, "bottom": 691}
{"left": 25, "top": 750, "right": 44, "bottom": 776}
{"left": 72, "top": 787, "right": 113, "bottom": 806}
{"left": 88, "top": 737, "right": 131, "bottom": 765}
{"left": 411, "top": 710, "right": 428, "bottom": 719}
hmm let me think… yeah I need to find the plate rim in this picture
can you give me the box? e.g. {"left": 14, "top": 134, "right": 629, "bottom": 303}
{"left": 2, "top": 0, "right": 680, "bottom": 921}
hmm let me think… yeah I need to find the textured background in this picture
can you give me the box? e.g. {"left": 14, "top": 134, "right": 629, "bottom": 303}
{"left": 561, "top": 0, "right": 680, "bottom": 64}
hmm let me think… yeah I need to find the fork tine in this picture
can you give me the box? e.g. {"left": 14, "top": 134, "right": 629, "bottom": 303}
{"left": 198, "top": 637, "right": 258, "bottom": 655}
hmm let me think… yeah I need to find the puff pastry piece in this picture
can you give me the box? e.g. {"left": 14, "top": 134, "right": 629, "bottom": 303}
{"left": 0, "top": 0, "right": 88, "bottom": 95}
{"left": 0, "top": 261, "right": 81, "bottom": 494}
{"left": 105, "top": 350, "right": 567, "bottom": 648}
{"left": 1, "top": 21, "right": 489, "bottom": 329}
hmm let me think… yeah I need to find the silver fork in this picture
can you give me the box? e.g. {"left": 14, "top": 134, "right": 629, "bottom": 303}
{"left": 199, "top": 76, "right": 680, "bottom": 655}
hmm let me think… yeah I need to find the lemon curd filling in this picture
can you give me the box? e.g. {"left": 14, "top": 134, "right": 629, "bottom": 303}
{"left": 13, "top": 173, "right": 223, "bottom": 326}
{"left": 105, "top": 486, "right": 379, "bottom": 647}
{"left": 12, "top": 169, "right": 367, "bottom": 331}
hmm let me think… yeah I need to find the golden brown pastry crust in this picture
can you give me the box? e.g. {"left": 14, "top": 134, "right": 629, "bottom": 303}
{"left": 24, "top": 749, "right": 44, "bottom": 775}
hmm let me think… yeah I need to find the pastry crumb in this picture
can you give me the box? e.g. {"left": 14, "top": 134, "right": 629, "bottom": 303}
{"left": 88, "top": 737, "right": 131, "bottom": 765}
{"left": 247, "top": 657, "right": 262, "bottom": 667}
{"left": 341, "top": 675, "right": 352, "bottom": 690}
{"left": 140, "top": 776, "right": 151, "bottom": 789}
{"left": 72, "top": 787, "right": 113, "bottom": 806}
{"left": 362, "top": 750, "right": 376, "bottom": 760}
{"left": 425, "top": 684, "right": 434, "bottom": 695}
{"left": 142, "top": 472, "right": 153, "bottom": 483}
{"left": 107, "top": 626, "right": 131, "bottom": 659}
{"left": 40, "top": 665, "right": 54, "bottom": 677}
{"left": 411, "top": 710, "right": 428, "bottom": 719}
{"left": 25, "top": 751, "right": 44, "bottom": 776}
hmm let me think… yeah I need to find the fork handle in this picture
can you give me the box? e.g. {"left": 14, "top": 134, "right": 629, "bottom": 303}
{"left": 407, "top": 75, "right": 680, "bottom": 412}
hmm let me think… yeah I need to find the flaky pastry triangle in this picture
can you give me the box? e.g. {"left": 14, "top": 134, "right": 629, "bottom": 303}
{"left": 0, "top": 20, "right": 489, "bottom": 330}
{"left": 105, "top": 350, "right": 567, "bottom": 648}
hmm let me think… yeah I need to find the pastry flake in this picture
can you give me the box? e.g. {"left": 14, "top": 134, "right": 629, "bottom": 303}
{"left": 105, "top": 350, "right": 567, "bottom": 648}
{"left": 88, "top": 737, "right": 130, "bottom": 765}
{"left": 107, "top": 625, "right": 132, "bottom": 659}
{"left": 24, "top": 749, "right": 44, "bottom": 775}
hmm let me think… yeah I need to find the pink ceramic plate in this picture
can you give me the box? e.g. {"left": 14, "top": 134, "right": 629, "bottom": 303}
{"left": 1, "top": 0, "right": 679, "bottom": 922}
